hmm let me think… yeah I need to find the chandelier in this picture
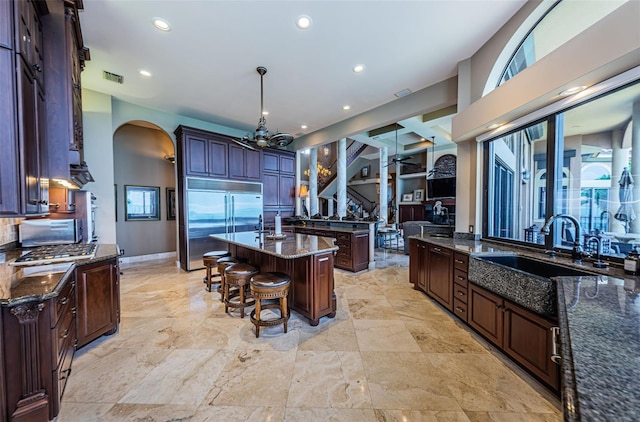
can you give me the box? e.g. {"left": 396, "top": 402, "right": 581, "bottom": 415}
{"left": 231, "top": 66, "right": 294, "bottom": 150}
{"left": 304, "top": 163, "right": 332, "bottom": 179}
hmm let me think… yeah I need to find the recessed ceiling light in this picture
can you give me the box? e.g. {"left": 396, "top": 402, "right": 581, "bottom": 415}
{"left": 152, "top": 18, "right": 171, "bottom": 31}
{"left": 487, "top": 123, "right": 503, "bottom": 130}
{"left": 559, "top": 85, "right": 587, "bottom": 96}
{"left": 342, "top": 105, "right": 351, "bottom": 110}
{"left": 138, "top": 69, "right": 152, "bottom": 77}
{"left": 301, "top": 124, "right": 308, "bottom": 129}
{"left": 296, "top": 15, "right": 312, "bottom": 30}
{"left": 394, "top": 88, "right": 412, "bottom": 98}
{"left": 262, "top": 111, "right": 269, "bottom": 116}
{"left": 353, "top": 64, "right": 366, "bottom": 73}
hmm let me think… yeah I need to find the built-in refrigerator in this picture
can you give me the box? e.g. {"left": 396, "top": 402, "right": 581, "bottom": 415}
{"left": 185, "top": 177, "right": 263, "bottom": 271}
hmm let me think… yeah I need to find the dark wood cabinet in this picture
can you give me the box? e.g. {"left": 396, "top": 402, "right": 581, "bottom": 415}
{"left": 0, "top": 47, "right": 21, "bottom": 215}
{"left": 75, "top": 257, "right": 120, "bottom": 349}
{"left": 262, "top": 149, "right": 296, "bottom": 224}
{"left": 452, "top": 252, "right": 469, "bottom": 322}
{"left": 0, "top": 0, "right": 11, "bottom": 49}
{"left": 409, "top": 238, "right": 428, "bottom": 292}
{"left": 183, "top": 133, "right": 228, "bottom": 178}
{"left": 1, "top": 274, "right": 77, "bottom": 422}
{"left": 229, "top": 144, "right": 261, "bottom": 181}
{"left": 426, "top": 244, "right": 453, "bottom": 311}
{"left": 468, "top": 282, "right": 560, "bottom": 391}
{"left": 399, "top": 204, "right": 424, "bottom": 223}
{"left": 334, "top": 231, "right": 369, "bottom": 272}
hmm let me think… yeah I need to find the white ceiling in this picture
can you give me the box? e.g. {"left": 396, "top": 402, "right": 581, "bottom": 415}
{"left": 79, "top": 0, "right": 528, "bottom": 151}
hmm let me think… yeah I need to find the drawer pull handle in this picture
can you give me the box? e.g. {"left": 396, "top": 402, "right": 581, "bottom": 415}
{"left": 456, "top": 291, "right": 465, "bottom": 296}
{"left": 457, "top": 276, "right": 465, "bottom": 280}
{"left": 319, "top": 257, "right": 329, "bottom": 262}
{"left": 433, "top": 247, "right": 442, "bottom": 252}
{"left": 61, "top": 328, "right": 70, "bottom": 339}
{"left": 455, "top": 307, "right": 464, "bottom": 313}
{"left": 58, "top": 297, "right": 69, "bottom": 305}
{"left": 455, "top": 259, "right": 464, "bottom": 264}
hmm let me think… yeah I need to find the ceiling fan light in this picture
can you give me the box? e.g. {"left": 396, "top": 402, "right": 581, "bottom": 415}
{"left": 256, "top": 138, "right": 268, "bottom": 148}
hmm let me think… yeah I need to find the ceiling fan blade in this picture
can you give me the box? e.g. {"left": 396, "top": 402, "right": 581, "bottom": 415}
{"left": 231, "top": 137, "right": 257, "bottom": 151}
{"left": 268, "top": 133, "right": 294, "bottom": 147}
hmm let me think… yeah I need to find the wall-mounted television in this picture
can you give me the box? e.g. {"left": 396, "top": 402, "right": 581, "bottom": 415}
{"left": 427, "top": 177, "right": 456, "bottom": 199}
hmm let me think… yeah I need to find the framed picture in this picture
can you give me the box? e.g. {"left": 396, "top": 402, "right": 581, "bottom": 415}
{"left": 166, "top": 188, "right": 176, "bottom": 220}
{"left": 414, "top": 189, "right": 425, "bottom": 201}
{"left": 361, "top": 165, "right": 370, "bottom": 178}
{"left": 402, "top": 193, "right": 414, "bottom": 202}
{"left": 125, "top": 185, "right": 160, "bottom": 221}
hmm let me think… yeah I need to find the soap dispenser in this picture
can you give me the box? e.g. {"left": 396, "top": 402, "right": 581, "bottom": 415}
{"left": 624, "top": 246, "right": 640, "bottom": 275}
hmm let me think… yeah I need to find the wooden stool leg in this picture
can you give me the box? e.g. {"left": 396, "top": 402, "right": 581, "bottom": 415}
{"left": 239, "top": 284, "right": 245, "bottom": 319}
{"left": 282, "top": 296, "right": 288, "bottom": 333}
{"left": 219, "top": 275, "right": 225, "bottom": 302}
{"left": 205, "top": 265, "right": 212, "bottom": 292}
{"left": 224, "top": 282, "right": 229, "bottom": 313}
{"left": 254, "top": 299, "right": 262, "bottom": 338}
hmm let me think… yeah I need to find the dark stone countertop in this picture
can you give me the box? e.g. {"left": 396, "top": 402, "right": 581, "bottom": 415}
{"left": 210, "top": 231, "right": 338, "bottom": 259}
{"left": 410, "top": 235, "right": 640, "bottom": 421}
{"left": 0, "top": 244, "right": 121, "bottom": 307}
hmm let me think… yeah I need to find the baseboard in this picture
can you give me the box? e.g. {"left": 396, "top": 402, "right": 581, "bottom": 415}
{"left": 119, "top": 251, "right": 176, "bottom": 266}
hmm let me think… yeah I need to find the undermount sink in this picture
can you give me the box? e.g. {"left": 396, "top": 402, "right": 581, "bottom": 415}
{"left": 478, "top": 255, "right": 593, "bottom": 279}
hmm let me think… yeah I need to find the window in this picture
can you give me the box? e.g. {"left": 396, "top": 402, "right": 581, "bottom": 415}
{"left": 484, "top": 79, "right": 640, "bottom": 261}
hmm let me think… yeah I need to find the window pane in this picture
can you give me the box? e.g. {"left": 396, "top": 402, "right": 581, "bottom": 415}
{"left": 558, "top": 83, "right": 638, "bottom": 258}
{"left": 487, "top": 122, "right": 548, "bottom": 243}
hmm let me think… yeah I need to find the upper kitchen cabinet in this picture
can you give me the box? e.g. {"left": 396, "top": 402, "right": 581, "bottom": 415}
{"left": 43, "top": 0, "right": 90, "bottom": 180}
{"left": 262, "top": 149, "right": 296, "bottom": 224}
{"left": 0, "top": 0, "right": 13, "bottom": 49}
{"left": 229, "top": 144, "right": 261, "bottom": 181}
{"left": 176, "top": 127, "right": 229, "bottom": 179}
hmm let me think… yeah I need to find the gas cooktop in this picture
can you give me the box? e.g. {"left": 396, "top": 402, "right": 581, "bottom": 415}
{"left": 11, "top": 243, "right": 97, "bottom": 266}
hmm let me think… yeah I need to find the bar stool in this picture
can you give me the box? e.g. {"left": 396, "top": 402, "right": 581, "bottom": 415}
{"left": 216, "top": 256, "right": 242, "bottom": 302}
{"left": 202, "top": 250, "right": 230, "bottom": 292}
{"left": 249, "top": 272, "right": 291, "bottom": 338}
{"left": 223, "top": 263, "right": 258, "bottom": 318}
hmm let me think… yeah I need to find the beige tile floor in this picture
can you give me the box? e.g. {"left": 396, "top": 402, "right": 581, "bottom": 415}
{"left": 57, "top": 250, "right": 562, "bottom": 422}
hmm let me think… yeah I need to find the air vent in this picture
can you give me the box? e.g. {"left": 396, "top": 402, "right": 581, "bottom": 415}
{"left": 102, "top": 71, "right": 124, "bottom": 84}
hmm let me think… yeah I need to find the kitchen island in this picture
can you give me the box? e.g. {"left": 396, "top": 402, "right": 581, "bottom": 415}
{"left": 210, "top": 231, "right": 338, "bottom": 325}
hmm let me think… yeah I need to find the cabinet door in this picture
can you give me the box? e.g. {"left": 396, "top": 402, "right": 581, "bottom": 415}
{"left": 0, "top": 48, "right": 20, "bottom": 215}
{"left": 185, "top": 135, "right": 209, "bottom": 176}
{"left": 263, "top": 151, "right": 279, "bottom": 172}
{"left": 352, "top": 232, "right": 370, "bottom": 272}
{"left": 468, "top": 283, "right": 504, "bottom": 347}
{"left": 313, "top": 252, "right": 335, "bottom": 322}
{"left": 280, "top": 154, "right": 295, "bottom": 174}
{"left": 228, "top": 144, "right": 245, "bottom": 179}
{"left": 263, "top": 173, "right": 279, "bottom": 207}
{"left": 426, "top": 245, "right": 453, "bottom": 310}
{"left": 503, "top": 301, "right": 560, "bottom": 391}
{"left": 245, "top": 148, "right": 261, "bottom": 180}
{"left": 0, "top": 0, "right": 12, "bottom": 49}
{"left": 279, "top": 173, "right": 295, "bottom": 207}
{"left": 17, "top": 58, "right": 41, "bottom": 214}
{"left": 75, "top": 258, "right": 119, "bottom": 348}
{"left": 207, "top": 139, "right": 228, "bottom": 178}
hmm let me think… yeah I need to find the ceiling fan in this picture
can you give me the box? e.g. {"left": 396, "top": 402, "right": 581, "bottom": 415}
{"left": 232, "top": 66, "right": 294, "bottom": 151}
{"left": 383, "top": 125, "right": 419, "bottom": 167}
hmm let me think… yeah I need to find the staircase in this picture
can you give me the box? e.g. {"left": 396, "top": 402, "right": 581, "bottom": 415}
{"left": 317, "top": 140, "right": 368, "bottom": 195}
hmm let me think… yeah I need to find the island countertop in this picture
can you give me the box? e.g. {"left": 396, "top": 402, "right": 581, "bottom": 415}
{"left": 210, "top": 231, "right": 338, "bottom": 259}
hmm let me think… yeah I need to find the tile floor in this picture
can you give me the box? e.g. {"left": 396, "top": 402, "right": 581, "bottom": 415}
{"left": 57, "top": 248, "right": 562, "bottom": 422}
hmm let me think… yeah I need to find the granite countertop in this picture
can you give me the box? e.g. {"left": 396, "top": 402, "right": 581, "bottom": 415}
{"left": 210, "top": 231, "right": 338, "bottom": 259}
{"left": 0, "top": 244, "right": 121, "bottom": 307}
{"left": 410, "top": 234, "right": 640, "bottom": 421}
{"left": 296, "top": 226, "right": 370, "bottom": 235}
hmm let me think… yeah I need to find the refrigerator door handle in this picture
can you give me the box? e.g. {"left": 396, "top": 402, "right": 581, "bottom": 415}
{"left": 231, "top": 195, "right": 236, "bottom": 232}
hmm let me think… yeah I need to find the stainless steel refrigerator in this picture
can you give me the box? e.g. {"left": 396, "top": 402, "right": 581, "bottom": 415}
{"left": 185, "top": 178, "right": 263, "bottom": 271}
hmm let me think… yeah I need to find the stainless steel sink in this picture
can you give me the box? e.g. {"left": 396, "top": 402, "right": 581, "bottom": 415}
{"left": 478, "top": 255, "right": 593, "bottom": 279}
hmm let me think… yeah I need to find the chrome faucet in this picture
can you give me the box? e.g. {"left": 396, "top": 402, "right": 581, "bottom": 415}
{"left": 540, "top": 214, "right": 589, "bottom": 263}
{"left": 586, "top": 236, "right": 607, "bottom": 268}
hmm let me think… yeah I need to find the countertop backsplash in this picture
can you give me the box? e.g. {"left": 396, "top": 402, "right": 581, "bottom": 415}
{"left": 0, "top": 218, "right": 22, "bottom": 248}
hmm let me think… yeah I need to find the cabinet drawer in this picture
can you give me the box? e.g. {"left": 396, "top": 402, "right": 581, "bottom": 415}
{"left": 335, "top": 240, "right": 351, "bottom": 249}
{"left": 53, "top": 279, "right": 75, "bottom": 328}
{"left": 454, "top": 253, "right": 469, "bottom": 271}
{"left": 336, "top": 249, "right": 352, "bottom": 259}
{"left": 55, "top": 331, "right": 75, "bottom": 401}
{"left": 336, "top": 233, "right": 351, "bottom": 241}
{"left": 453, "top": 298, "right": 468, "bottom": 321}
{"left": 335, "top": 257, "right": 352, "bottom": 269}
{"left": 56, "top": 306, "right": 75, "bottom": 365}
{"left": 453, "top": 269, "right": 468, "bottom": 288}
{"left": 453, "top": 283, "right": 468, "bottom": 303}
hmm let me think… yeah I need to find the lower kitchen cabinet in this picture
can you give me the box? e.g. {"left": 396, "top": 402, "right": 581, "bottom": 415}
{"left": 469, "top": 282, "right": 560, "bottom": 392}
{"left": 75, "top": 257, "right": 120, "bottom": 348}
{"left": 409, "top": 238, "right": 428, "bottom": 292}
{"left": 426, "top": 244, "right": 453, "bottom": 311}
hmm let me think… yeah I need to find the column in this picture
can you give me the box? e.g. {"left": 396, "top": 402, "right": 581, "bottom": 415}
{"left": 379, "top": 146, "right": 388, "bottom": 224}
{"left": 337, "top": 138, "right": 347, "bottom": 219}
{"left": 310, "top": 148, "right": 318, "bottom": 217}
{"left": 609, "top": 129, "right": 627, "bottom": 233}
{"left": 631, "top": 100, "right": 640, "bottom": 233}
